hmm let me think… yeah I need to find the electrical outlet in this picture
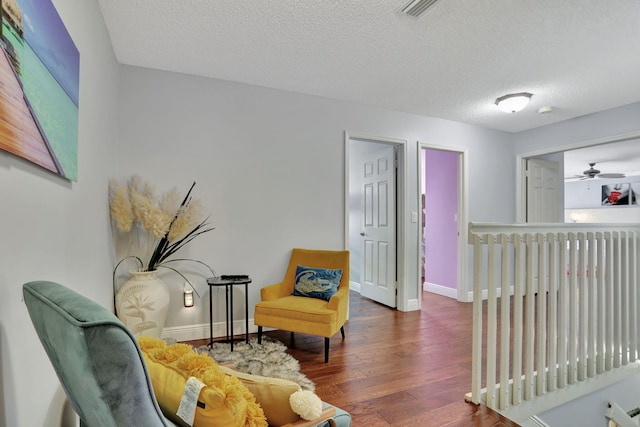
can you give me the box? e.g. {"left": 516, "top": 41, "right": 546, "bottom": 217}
{"left": 411, "top": 211, "right": 418, "bottom": 223}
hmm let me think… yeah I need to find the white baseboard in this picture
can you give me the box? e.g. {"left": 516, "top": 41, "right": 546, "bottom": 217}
{"left": 354, "top": 280, "right": 514, "bottom": 304}
{"left": 350, "top": 280, "right": 361, "bottom": 293}
{"left": 161, "top": 319, "right": 261, "bottom": 342}
{"left": 424, "top": 282, "right": 457, "bottom": 299}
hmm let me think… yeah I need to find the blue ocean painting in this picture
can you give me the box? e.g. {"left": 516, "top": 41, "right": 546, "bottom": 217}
{"left": 19, "top": 0, "right": 79, "bottom": 106}
{"left": 1, "top": 0, "right": 79, "bottom": 181}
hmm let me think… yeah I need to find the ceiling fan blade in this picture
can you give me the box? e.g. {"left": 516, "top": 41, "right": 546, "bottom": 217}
{"left": 566, "top": 175, "right": 590, "bottom": 181}
{"left": 597, "top": 173, "right": 626, "bottom": 179}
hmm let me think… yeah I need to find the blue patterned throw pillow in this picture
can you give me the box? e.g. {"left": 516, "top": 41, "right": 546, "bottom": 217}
{"left": 292, "top": 265, "right": 343, "bottom": 301}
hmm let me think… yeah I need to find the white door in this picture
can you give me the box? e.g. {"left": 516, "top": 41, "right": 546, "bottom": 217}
{"left": 361, "top": 144, "right": 396, "bottom": 307}
{"left": 526, "top": 158, "right": 560, "bottom": 223}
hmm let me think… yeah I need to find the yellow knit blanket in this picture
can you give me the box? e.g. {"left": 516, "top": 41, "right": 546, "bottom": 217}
{"left": 138, "top": 336, "right": 267, "bottom": 427}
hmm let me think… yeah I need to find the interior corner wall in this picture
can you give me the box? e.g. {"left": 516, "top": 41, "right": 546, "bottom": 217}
{"left": 117, "top": 64, "right": 516, "bottom": 319}
{"left": 0, "top": 1, "right": 120, "bottom": 426}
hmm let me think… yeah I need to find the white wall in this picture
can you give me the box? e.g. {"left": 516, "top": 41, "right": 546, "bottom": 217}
{"left": 566, "top": 175, "right": 640, "bottom": 209}
{"left": 565, "top": 175, "right": 640, "bottom": 223}
{"left": 117, "top": 65, "right": 516, "bottom": 328}
{"left": 514, "top": 102, "right": 640, "bottom": 154}
{"left": 0, "top": 1, "right": 119, "bottom": 426}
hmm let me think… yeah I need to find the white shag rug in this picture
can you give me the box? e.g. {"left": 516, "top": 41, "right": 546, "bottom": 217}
{"left": 197, "top": 337, "right": 315, "bottom": 391}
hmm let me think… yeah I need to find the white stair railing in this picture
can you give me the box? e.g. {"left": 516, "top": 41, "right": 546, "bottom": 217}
{"left": 468, "top": 223, "right": 640, "bottom": 413}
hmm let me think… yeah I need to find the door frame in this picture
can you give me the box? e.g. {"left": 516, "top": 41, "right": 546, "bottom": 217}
{"left": 344, "top": 131, "right": 409, "bottom": 310}
{"left": 418, "top": 142, "right": 469, "bottom": 303}
{"left": 516, "top": 130, "right": 640, "bottom": 222}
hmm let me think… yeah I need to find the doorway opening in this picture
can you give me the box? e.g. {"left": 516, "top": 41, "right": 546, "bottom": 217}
{"left": 345, "top": 132, "right": 406, "bottom": 309}
{"left": 517, "top": 132, "right": 640, "bottom": 223}
{"left": 418, "top": 143, "right": 468, "bottom": 304}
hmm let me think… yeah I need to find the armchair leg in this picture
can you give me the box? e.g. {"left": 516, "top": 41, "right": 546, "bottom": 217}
{"left": 340, "top": 326, "right": 345, "bottom": 339}
{"left": 324, "top": 337, "right": 330, "bottom": 363}
{"left": 258, "top": 326, "right": 263, "bottom": 344}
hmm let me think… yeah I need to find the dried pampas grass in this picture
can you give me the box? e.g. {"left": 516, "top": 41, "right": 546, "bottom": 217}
{"left": 109, "top": 176, "right": 215, "bottom": 291}
{"left": 168, "top": 199, "right": 203, "bottom": 242}
{"left": 109, "top": 180, "right": 133, "bottom": 232}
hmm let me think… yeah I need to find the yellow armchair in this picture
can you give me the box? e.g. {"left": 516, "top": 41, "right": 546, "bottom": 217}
{"left": 254, "top": 248, "right": 349, "bottom": 363}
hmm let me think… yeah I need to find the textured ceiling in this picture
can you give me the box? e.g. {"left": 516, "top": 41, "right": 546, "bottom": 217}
{"left": 97, "top": 0, "right": 640, "bottom": 177}
{"left": 98, "top": 0, "right": 640, "bottom": 134}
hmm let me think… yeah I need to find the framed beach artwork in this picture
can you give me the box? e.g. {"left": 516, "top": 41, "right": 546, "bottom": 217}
{"left": 0, "top": 0, "right": 79, "bottom": 181}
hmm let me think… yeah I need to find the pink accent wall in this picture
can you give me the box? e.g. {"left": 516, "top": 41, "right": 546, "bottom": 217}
{"left": 424, "top": 149, "right": 458, "bottom": 289}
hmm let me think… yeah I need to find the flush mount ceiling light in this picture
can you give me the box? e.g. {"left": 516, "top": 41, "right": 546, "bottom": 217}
{"left": 495, "top": 92, "right": 533, "bottom": 113}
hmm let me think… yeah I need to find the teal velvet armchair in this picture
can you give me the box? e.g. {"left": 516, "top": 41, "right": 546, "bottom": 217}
{"left": 23, "top": 280, "right": 177, "bottom": 427}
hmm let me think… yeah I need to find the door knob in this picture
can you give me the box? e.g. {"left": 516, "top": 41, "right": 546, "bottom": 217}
{"left": 360, "top": 232, "right": 365, "bottom": 236}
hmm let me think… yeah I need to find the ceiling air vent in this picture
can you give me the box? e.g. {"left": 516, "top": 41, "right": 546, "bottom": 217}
{"left": 401, "top": 0, "right": 440, "bottom": 18}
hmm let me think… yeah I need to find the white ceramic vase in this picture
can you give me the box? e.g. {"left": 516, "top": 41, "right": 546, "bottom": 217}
{"left": 115, "top": 270, "right": 170, "bottom": 338}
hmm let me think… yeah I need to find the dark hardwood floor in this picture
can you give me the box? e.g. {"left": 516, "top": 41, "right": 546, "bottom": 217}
{"left": 186, "top": 291, "right": 519, "bottom": 427}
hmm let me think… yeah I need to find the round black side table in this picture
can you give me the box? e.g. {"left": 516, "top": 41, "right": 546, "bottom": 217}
{"left": 206, "top": 276, "right": 252, "bottom": 351}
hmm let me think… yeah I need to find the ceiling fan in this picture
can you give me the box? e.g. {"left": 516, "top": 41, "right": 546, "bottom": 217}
{"left": 579, "top": 162, "right": 626, "bottom": 180}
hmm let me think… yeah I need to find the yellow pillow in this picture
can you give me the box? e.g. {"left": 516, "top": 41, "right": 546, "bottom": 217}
{"left": 219, "top": 366, "right": 301, "bottom": 426}
{"left": 138, "top": 336, "right": 267, "bottom": 427}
